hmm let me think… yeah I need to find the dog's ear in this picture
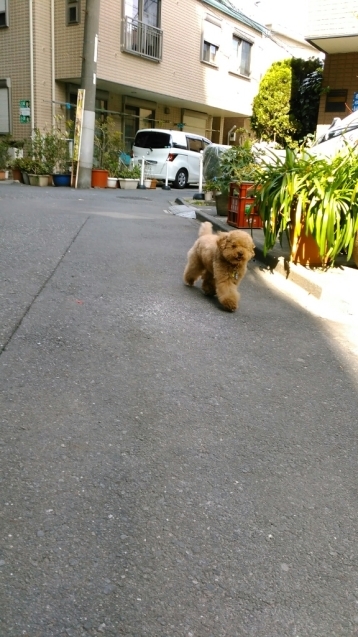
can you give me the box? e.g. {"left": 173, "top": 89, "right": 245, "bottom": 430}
{"left": 217, "top": 232, "right": 228, "bottom": 249}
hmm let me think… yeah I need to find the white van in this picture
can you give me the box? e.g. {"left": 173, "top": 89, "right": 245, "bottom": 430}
{"left": 309, "top": 112, "right": 358, "bottom": 157}
{"left": 132, "top": 129, "right": 212, "bottom": 188}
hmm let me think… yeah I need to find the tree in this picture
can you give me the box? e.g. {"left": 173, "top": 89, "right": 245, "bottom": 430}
{"left": 251, "top": 57, "right": 323, "bottom": 147}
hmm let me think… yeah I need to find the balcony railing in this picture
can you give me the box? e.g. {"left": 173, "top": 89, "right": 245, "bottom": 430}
{"left": 122, "top": 16, "right": 163, "bottom": 62}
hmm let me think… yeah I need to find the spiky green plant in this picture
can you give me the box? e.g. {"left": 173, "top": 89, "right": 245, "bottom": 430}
{"left": 254, "top": 147, "right": 358, "bottom": 264}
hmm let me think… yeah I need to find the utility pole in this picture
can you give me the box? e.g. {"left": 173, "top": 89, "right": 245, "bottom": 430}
{"left": 77, "top": 0, "right": 100, "bottom": 188}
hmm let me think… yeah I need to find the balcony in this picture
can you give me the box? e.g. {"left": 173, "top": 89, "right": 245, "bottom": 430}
{"left": 122, "top": 16, "right": 163, "bottom": 62}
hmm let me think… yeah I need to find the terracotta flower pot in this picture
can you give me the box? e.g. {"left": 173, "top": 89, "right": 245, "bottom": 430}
{"left": 91, "top": 168, "right": 109, "bottom": 188}
{"left": 290, "top": 209, "right": 324, "bottom": 266}
{"left": 11, "top": 168, "right": 23, "bottom": 182}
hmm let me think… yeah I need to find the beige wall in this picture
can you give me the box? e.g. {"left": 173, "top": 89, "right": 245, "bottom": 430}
{"left": 32, "top": 0, "right": 53, "bottom": 129}
{"left": 96, "top": 0, "right": 264, "bottom": 117}
{"left": 0, "top": 0, "right": 31, "bottom": 140}
{"left": 55, "top": 0, "right": 84, "bottom": 81}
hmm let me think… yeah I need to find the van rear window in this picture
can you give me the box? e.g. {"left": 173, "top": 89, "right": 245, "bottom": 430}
{"left": 134, "top": 131, "right": 171, "bottom": 149}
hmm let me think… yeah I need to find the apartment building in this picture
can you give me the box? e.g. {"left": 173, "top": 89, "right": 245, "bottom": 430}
{"left": 305, "top": 0, "right": 358, "bottom": 135}
{"left": 0, "top": 0, "right": 318, "bottom": 151}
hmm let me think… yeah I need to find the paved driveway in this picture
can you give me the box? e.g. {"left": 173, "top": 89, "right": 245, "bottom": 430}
{"left": 0, "top": 184, "right": 357, "bottom": 637}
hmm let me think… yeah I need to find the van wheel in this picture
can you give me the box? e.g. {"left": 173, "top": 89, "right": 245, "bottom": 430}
{"left": 174, "top": 168, "right": 188, "bottom": 189}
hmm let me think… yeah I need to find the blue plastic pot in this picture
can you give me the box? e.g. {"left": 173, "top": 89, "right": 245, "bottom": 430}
{"left": 52, "top": 173, "right": 71, "bottom": 187}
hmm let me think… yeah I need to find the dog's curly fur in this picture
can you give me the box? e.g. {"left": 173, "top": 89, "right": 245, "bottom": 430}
{"left": 183, "top": 221, "right": 255, "bottom": 311}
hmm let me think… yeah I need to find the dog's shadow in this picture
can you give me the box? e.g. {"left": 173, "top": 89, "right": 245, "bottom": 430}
{"left": 184, "top": 282, "right": 233, "bottom": 313}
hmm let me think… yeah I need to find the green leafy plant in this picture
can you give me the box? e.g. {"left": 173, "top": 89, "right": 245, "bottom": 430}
{"left": 215, "top": 142, "right": 259, "bottom": 195}
{"left": 203, "top": 179, "right": 219, "bottom": 193}
{"left": 251, "top": 57, "right": 323, "bottom": 146}
{"left": 12, "top": 156, "right": 35, "bottom": 173}
{"left": 25, "top": 121, "right": 70, "bottom": 174}
{"left": 117, "top": 163, "right": 141, "bottom": 179}
{"left": 253, "top": 146, "right": 358, "bottom": 264}
{"left": 0, "top": 137, "right": 10, "bottom": 169}
{"left": 93, "top": 116, "right": 123, "bottom": 171}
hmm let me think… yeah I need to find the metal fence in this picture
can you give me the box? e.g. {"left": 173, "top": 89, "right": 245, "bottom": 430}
{"left": 122, "top": 16, "right": 163, "bottom": 62}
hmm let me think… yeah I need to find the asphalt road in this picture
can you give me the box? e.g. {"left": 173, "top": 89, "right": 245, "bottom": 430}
{"left": 0, "top": 184, "right": 357, "bottom": 637}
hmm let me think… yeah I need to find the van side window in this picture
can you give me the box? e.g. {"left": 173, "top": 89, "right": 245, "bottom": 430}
{"left": 187, "top": 137, "right": 203, "bottom": 152}
{"left": 135, "top": 131, "right": 171, "bottom": 148}
{"left": 172, "top": 142, "right": 188, "bottom": 150}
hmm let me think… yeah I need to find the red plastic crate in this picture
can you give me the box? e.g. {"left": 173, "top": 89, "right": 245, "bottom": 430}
{"left": 227, "top": 182, "right": 263, "bottom": 229}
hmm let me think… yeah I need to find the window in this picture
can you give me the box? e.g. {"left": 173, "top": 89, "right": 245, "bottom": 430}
{"left": 124, "top": 0, "right": 161, "bottom": 27}
{"left": 122, "top": 0, "right": 163, "bottom": 60}
{"left": 67, "top": 0, "right": 80, "bottom": 25}
{"left": 231, "top": 34, "right": 252, "bottom": 77}
{"left": 202, "top": 17, "right": 221, "bottom": 66}
{"left": 124, "top": 106, "right": 155, "bottom": 152}
{"left": 325, "top": 89, "right": 348, "bottom": 113}
{"left": 187, "top": 137, "right": 204, "bottom": 152}
{"left": 0, "top": 0, "right": 9, "bottom": 28}
{"left": 0, "top": 79, "right": 10, "bottom": 133}
{"left": 203, "top": 42, "right": 218, "bottom": 65}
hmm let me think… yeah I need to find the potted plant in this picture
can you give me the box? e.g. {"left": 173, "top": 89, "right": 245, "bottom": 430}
{"left": 202, "top": 179, "right": 218, "bottom": 201}
{"left": 44, "top": 121, "right": 71, "bottom": 186}
{"left": 212, "top": 142, "right": 257, "bottom": 216}
{"left": 27, "top": 159, "right": 49, "bottom": 186}
{"left": 9, "top": 151, "right": 26, "bottom": 182}
{"left": 118, "top": 163, "right": 141, "bottom": 189}
{"left": 15, "top": 156, "right": 35, "bottom": 185}
{"left": 93, "top": 116, "right": 123, "bottom": 188}
{"left": 253, "top": 146, "right": 358, "bottom": 266}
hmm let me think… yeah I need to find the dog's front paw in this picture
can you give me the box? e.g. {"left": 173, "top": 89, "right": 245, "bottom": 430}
{"left": 221, "top": 299, "right": 238, "bottom": 312}
{"left": 217, "top": 288, "right": 239, "bottom": 312}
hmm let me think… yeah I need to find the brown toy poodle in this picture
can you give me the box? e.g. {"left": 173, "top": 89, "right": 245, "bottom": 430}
{"left": 183, "top": 221, "right": 255, "bottom": 312}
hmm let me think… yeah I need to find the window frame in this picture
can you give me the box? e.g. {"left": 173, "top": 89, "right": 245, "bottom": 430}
{"left": 0, "top": 78, "right": 11, "bottom": 134}
{"left": 67, "top": 0, "right": 81, "bottom": 26}
{"left": 201, "top": 16, "right": 222, "bottom": 67}
{"left": 231, "top": 32, "right": 253, "bottom": 78}
{"left": 325, "top": 89, "right": 348, "bottom": 113}
{"left": 202, "top": 41, "right": 219, "bottom": 65}
{"left": 124, "top": 0, "right": 162, "bottom": 28}
{"left": 0, "top": 0, "right": 9, "bottom": 28}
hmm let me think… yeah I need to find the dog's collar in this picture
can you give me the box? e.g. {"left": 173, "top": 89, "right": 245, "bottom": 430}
{"left": 231, "top": 270, "right": 239, "bottom": 280}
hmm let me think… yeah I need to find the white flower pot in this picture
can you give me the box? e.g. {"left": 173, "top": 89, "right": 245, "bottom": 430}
{"left": 118, "top": 178, "right": 139, "bottom": 190}
{"left": 144, "top": 179, "right": 152, "bottom": 188}
{"left": 29, "top": 174, "right": 49, "bottom": 186}
{"left": 107, "top": 177, "right": 118, "bottom": 188}
{"left": 204, "top": 191, "right": 213, "bottom": 201}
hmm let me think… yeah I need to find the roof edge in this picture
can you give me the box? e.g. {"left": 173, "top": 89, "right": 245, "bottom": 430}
{"left": 200, "top": 0, "right": 269, "bottom": 36}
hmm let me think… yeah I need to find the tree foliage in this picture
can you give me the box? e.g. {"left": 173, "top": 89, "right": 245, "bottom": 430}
{"left": 251, "top": 57, "right": 323, "bottom": 147}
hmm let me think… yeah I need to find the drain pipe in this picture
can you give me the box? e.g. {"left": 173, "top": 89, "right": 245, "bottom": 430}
{"left": 227, "top": 124, "right": 237, "bottom": 145}
{"left": 51, "top": 0, "right": 55, "bottom": 126}
{"left": 29, "top": 0, "right": 35, "bottom": 132}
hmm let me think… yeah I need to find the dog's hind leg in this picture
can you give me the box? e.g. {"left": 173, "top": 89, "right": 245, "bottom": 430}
{"left": 201, "top": 271, "right": 216, "bottom": 296}
{"left": 183, "top": 250, "right": 204, "bottom": 286}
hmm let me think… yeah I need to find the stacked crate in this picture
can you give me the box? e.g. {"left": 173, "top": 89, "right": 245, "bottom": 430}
{"left": 227, "top": 182, "right": 263, "bottom": 229}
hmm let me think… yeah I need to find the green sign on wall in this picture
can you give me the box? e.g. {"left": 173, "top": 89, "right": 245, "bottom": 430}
{"left": 19, "top": 100, "right": 30, "bottom": 123}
